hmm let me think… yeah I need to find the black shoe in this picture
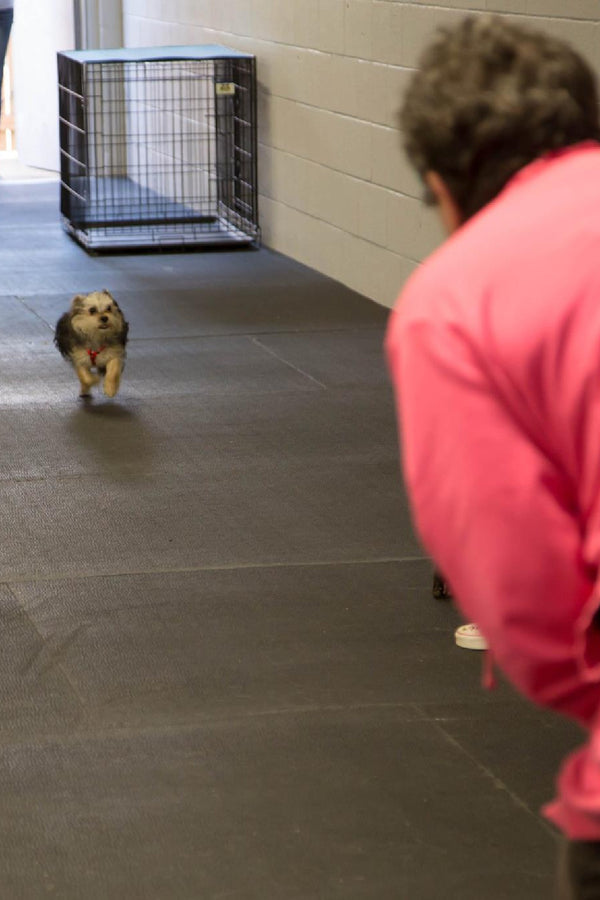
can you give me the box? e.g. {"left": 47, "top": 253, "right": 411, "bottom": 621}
{"left": 432, "top": 571, "right": 452, "bottom": 600}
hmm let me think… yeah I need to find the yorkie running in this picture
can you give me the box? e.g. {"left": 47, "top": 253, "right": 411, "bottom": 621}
{"left": 54, "top": 290, "right": 129, "bottom": 398}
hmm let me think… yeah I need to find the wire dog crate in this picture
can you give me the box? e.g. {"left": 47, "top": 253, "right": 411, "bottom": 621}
{"left": 57, "top": 45, "right": 259, "bottom": 251}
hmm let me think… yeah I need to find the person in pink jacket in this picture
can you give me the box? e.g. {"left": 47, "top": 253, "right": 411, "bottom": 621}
{"left": 386, "top": 15, "right": 600, "bottom": 897}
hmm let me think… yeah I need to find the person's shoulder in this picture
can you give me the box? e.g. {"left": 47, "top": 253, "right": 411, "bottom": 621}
{"left": 386, "top": 251, "right": 457, "bottom": 364}
{"left": 392, "top": 234, "right": 469, "bottom": 323}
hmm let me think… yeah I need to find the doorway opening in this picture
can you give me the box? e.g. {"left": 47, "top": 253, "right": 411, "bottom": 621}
{"left": 0, "top": 38, "right": 15, "bottom": 155}
{"left": 0, "top": 0, "right": 78, "bottom": 182}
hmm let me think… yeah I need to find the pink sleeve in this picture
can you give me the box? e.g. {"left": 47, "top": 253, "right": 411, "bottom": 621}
{"left": 386, "top": 310, "right": 600, "bottom": 728}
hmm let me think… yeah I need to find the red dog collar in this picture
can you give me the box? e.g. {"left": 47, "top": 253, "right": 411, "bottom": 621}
{"left": 87, "top": 347, "right": 105, "bottom": 365}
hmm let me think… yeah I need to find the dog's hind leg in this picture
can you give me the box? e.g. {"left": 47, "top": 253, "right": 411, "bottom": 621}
{"left": 103, "top": 357, "right": 122, "bottom": 398}
{"left": 76, "top": 365, "right": 100, "bottom": 397}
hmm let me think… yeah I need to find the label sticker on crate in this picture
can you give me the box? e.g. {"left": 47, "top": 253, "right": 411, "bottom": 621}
{"left": 216, "top": 82, "right": 236, "bottom": 96}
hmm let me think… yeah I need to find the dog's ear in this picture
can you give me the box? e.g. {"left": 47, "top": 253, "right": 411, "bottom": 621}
{"left": 70, "top": 294, "right": 87, "bottom": 313}
{"left": 54, "top": 312, "right": 75, "bottom": 358}
{"left": 110, "top": 297, "right": 126, "bottom": 324}
{"left": 104, "top": 290, "right": 122, "bottom": 312}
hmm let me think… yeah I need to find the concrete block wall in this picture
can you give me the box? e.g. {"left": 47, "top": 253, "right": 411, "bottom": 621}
{"left": 121, "top": 1, "right": 600, "bottom": 308}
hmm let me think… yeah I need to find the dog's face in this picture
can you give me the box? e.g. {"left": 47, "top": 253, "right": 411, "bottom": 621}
{"left": 69, "top": 290, "right": 126, "bottom": 342}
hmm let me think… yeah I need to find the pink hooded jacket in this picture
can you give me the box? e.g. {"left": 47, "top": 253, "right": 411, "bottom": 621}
{"left": 385, "top": 142, "right": 600, "bottom": 840}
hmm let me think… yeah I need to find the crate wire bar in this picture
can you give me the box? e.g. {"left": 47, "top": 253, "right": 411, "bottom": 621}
{"left": 57, "top": 45, "right": 259, "bottom": 250}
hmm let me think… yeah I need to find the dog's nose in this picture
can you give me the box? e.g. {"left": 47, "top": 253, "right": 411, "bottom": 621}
{"left": 100, "top": 315, "right": 109, "bottom": 323}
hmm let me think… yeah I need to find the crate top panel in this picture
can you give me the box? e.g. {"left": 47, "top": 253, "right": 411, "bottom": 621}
{"left": 58, "top": 45, "right": 254, "bottom": 64}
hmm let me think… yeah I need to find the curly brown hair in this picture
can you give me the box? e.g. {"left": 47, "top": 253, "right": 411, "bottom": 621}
{"left": 400, "top": 15, "right": 600, "bottom": 219}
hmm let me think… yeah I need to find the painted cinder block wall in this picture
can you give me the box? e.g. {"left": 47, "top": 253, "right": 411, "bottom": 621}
{"left": 122, "top": 1, "right": 600, "bottom": 308}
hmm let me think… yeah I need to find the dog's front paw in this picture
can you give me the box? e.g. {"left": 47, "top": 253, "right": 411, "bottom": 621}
{"left": 103, "top": 359, "right": 122, "bottom": 398}
{"left": 77, "top": 368, "right": 100, "bottom": 394}
{"left": 103, "top": 379, "right": 119, "bottom": 398}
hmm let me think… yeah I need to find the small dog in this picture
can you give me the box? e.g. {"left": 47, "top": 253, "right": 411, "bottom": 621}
{"left": 54, "top": 290, "right": 129, "bottom": 398}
